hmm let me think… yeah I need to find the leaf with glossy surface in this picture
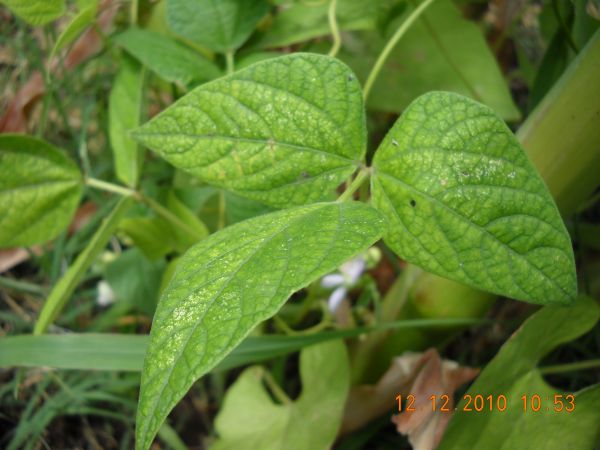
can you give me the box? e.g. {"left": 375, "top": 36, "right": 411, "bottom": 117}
{"left": 0, "top": 135, "right": 82, "bottom": 248}
{"left": 371, "top": 92, "right": 576, "bottom": 305}
{"left": 113, "top": 27, "right": 221, "bottom": 86}
{"left": 1, "top": 0, "right": 65, "bottom": 25}
{"left": 166, "top": 0, "right": 269, "bottom": 53}
{"left": 438, "top": 296, "right": 600, "bottom": 449}
{"left": 136, "top": 202, "right": 385, "bottom": 450}
{"left": 109, "top": 56, "right": 144, "bottom": 187}
{"left": 212, "top": 340, "right": 349, "bottom": 450}
{"left": 132, "top": 53, "right": 365, "bottom": 208}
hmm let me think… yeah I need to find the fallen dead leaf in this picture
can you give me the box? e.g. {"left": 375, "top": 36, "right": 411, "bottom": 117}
{"left": 341, "top": 348, "right": 478, "bottom": 450}
{"left": 0, "top": 0, "right": 119, "bottom": 133}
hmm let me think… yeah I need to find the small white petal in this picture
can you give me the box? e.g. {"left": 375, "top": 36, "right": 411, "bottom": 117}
{"left": 341, "top": 257, "right": 366, "bottom": 284}
{"left": 321, "top": 273, "right": 345, "bottom": 288}
{"left": 97, "top": 281, "right": 115, "bottom": 307}
{"left": 328, "top": 287, "right": 347, "bottom": 312}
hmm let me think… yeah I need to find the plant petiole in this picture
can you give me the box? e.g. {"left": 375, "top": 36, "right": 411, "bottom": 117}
{"left": 337, "top": 167, "right": 370, "bottom": 202}
{"left": 85, "top": 178, "right": 202, "bottom": 240}
{"left": 363, "top": 0, "right": 436, "bottom": 102}
{"left": 327, "top": 0, "right": 341, "bottom": 57}
{"left": 85, "top": 177, "right": 138, "bottom": 198}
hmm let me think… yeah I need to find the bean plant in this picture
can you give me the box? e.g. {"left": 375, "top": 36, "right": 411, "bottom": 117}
{"left": 1, "top": 0, "right": 599, "bottom": 449}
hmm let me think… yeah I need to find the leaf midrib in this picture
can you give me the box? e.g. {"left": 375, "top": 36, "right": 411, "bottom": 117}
{"left": 135, "top": 131, "right": 357, "bottom": 165}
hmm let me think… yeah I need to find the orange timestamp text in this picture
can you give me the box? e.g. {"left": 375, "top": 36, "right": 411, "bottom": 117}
{"left": 395, "top": 394, "right": 575, "bottom": 413}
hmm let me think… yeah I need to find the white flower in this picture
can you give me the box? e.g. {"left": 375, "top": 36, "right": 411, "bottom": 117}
{"left": 321, "top": 256, "right": 367, "bottom": 312}
{"left": 97, "top": 280, "right": 115, "bottom": 307}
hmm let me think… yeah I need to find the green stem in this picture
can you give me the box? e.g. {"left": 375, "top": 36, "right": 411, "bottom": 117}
{"left": 262, "top": 370, "right": 292, "bottom": 405}
{"left": 85, "top": 177, "right": 136, "bottom": 198}
{"left": 328, "top": 0, "right": 341, "bottom": 57}
{"left": 85, "top": 178, "right": 201, "bottom": 240}
{"left": 0, "top": 276, "right": 46, "bottom": 296}
{"left": 217, "top": 191, "right": 226, "bottom": 230}
{"left": 130, "top": 0, "right": 138, "bottom": 26}
{"left": 362, "top": 0, "right": 436, "bottom": 102}
{"left": 225, "top": 50, "right": 235, "bottom": 75}
{"left": 337, "top": 168, "right": 370, "bottom": 202}
{"left": 540, "top": 359, "right": 600, "bottom": 375}
{"left": 141, "top": 195, "right": 204, "bottom": 241}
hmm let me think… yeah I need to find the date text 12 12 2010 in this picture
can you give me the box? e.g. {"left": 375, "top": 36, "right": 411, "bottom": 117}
{"left": 395, "top": 394, "right": 575, "bottom": 413}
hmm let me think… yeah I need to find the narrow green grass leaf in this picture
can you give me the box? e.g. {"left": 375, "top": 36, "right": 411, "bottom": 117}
{"left": 1, "top": 0, "right": 65, "bottom": 25}
{"left": 49, "top": 0, "right": 98, "bottom": 62}
{"left": 109, "top": 56, "right": 144, "bottom": 187}
{"left": 0, "top": 134, "right": 82, "bottom": 248}
{"left": 136, "top": 202, "right": 385, "bottom": 450}
{"left": 131, "top": 53, "right": 365, "bottom": 208}
{"left": 34, "top": 197, "right": 132, "bottom": 335}
{"left": 0, "top": 318, "right": 486, "bottom": 372}
{"left": 371, "top": 92, "right": 576, "bottom": 305}
{"left": 166, "top": 0, "right": 269, "bottom": 53}
{"left": 113, "top": 27, "right": 221, "bottom": 86}
{"left": 439, "top": 297, "right": 600, "bottom": 449}
{"left": 212, "top": 340, "right": 349, "bottom": 450}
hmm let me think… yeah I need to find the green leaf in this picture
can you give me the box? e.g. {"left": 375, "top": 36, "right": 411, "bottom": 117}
{"left": 165, "top": 190, "right": 209, "bottom": 251}
{"left": 105, "top": 248, "right": 167, "bottom": 316}
{"left": 371, "top": 91, "right": 576, "bottom": 305}
{"left": 438, "top": 296, "right": 600, "bottom": 450}
{"left": 1, "top": 0, "right": 65, "bottom": 25}
{"left": 132, "top": 53, "right": 365, "bottom": 208}
{"left": 254, "top": 0, "right": 382, "bottom": 49}
{"left": 338, "top": 0, "right": 520, "bottom": 120}
{"left": 0, "top": 134, "right": 82, "bottom": 248}
{"left": 112, "top": 27, "right": 221, "bottom": 87}
{"left": 34, "top": 197, "right": 132, "bottom": 334}
{"left": 166, "top": 0, "right": 269, "bottom": 53}
{"left": 119, "top": 216, "right": 172, "bottom": 260}
{"left": 212, "top": 340, "right": 350, "bottom": 450}
{"left": 49, "top": 0, "right": 98, "bottom": 61}
{"left": 136, "top": 201, "right": 385, "bottom": 450}
{"left": 109, "top": 56, "right": 145, "bottom": 187}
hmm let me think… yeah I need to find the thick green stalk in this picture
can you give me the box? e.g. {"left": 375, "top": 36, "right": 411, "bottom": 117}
{"left": 518, "top": 30, "right": 600, "bottom": 216}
